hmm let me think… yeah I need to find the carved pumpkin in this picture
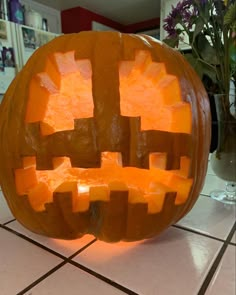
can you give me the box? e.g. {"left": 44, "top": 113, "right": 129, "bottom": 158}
{"left": 0, "top": 32, "right": 211, "bottom": 242}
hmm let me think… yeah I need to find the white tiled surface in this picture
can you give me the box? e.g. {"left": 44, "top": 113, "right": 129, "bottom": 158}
{"left": 24, "top": 264, "right": 126, "bottom": 295}
{"left": 7, "top": 221, "right": 96, "bottom": 257}
{"left": 177, "top": 195, "right": 236, "bottom": 240}
{"left": 0, "top": 159, "right": 235, "bottom": 294}
{"left": 0, "top": 227, "right": 62, "bottom": 295}
{"left": 201, "top": 174, "right": 226, "bottom": 196}
{"left": 206, "top": 245, "right": 236, "bottom": 295}
{"left": 73, "top": 227, "right": 222, "bottom": 295}
{"left": 0, "top": 189, "right": 14, "bottom": 224}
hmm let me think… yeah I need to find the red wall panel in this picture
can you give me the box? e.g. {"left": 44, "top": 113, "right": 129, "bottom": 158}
{"left": 61, "top": 6, "right": 159, "bottom": 34}
{"left": 61, "top": 7, "right": 124, "bottom": 33}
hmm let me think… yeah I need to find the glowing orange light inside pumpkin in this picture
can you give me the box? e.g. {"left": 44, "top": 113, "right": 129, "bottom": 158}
{"left": 25, "top": 51, "right": 93, "bottom": 135}
{"left": 119, "top": 50, "right": 192, "bottom": 133}
{"left": 15, "top": 50, "right": 193, "bottom": 216}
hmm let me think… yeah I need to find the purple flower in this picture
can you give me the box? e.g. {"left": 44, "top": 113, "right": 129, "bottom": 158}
{"left": 163, "top": 0, "right": 197, "bottom": 37}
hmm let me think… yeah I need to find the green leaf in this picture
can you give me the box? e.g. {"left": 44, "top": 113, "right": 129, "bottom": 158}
{"left": 192, "top": 17, "right": 205, "bottom": 43}
{"left": 196, "top": 34, "right": 219, "bottom": 65}
{"left": 224, "top": 2, "right": 236, "bottom": 26}
{"left": 184, "top": 53, "right": 204, "bottom": 79}
{"left": 183, "top": 53, "right": 217, "bottom": 83}
{"left": 163, "top": 37, "right": 179, "bottom": 48}
{"left": 200, "top": 62, "right": 218, "bottom": 84}
{"left": 229, "top": 43, "right": 236, "bottom": 63}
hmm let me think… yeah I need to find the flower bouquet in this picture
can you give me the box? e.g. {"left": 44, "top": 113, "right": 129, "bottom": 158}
{"left": 163, "top": 0, "right": 236, "bottom": 203}
{"left": 163, "top": 0, "right": 236, "bottom": 115}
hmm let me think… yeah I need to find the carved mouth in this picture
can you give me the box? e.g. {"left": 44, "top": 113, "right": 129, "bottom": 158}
{"left": 15, "top": 152, "right": 193, "bottom": 213}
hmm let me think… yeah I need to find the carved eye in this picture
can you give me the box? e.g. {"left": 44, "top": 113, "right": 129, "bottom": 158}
{"left": 25, "top": 51, "right": 94, "bottom": 135}
{"left": 119, "top": 50, "right": 191, "bottom": 134}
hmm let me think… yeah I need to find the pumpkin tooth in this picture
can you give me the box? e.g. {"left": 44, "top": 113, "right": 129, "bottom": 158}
{"left": 52, "top": 156, "right": 72, "bottom": 169}
{"left": 101, "top": 151, "right": 123, "bottom": 167}
{"left": 128, "top": 187, "right": 146, "bottom": 204}
{"left": 22, "top": 156, "right": 36, "bottom": 169}
{"left": 28, "top": 182, "right": 53, "bottom": 211}
{"left": 15, "top": 166, "right": 38, "bottom": 195}
{"left": 54, "top": 181, "right": 90, "bottom": 212}
{"left": 149, "top": 152, "right": 167, "bottom": 170}
{"left": 144, "top": 193, "right": 166, "bottom": 214}
{"left": 108, "top": 180, "right": 128, "bottom": 191}
{"left": 90, "top": 185, "right": 109, "bottom": 202}
{"left": 172, "top": 156, "right": 191, "bottom": 179}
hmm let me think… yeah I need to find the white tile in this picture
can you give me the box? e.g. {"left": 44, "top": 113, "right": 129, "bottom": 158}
{"left": 206, "top": 245, "right": 236, "bottom": 295}
{"left": 7, "top": 220, "right": 96, "bottom": 257}
{"left": 177, "top": 195, "right": 236, "bottom": 240}
{"left": 73, "top": 227, "right": 222, "bottom": 295}
{"left": 24, "top": 263, "right": 125, "bottom": 295}
{"left": 0, "top": 190, "right": 14, "bottom": 224}
{"left": 201, "top": 174, "right": 226, "bottom": 196}
{"left": 0, "top": 227, "right": 62, "bottom": 295}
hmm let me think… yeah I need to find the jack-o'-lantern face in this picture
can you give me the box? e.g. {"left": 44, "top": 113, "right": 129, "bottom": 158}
{"left": 0, "top": 32, "right": 211, "bottom": 242}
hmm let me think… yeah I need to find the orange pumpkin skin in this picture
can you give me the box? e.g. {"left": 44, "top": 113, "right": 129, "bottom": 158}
{"left": 0, "top": 32, "right": 211, "bottom": 242}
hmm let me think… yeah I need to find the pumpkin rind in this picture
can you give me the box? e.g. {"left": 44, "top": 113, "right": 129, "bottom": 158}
{"left": 0, "top": 32, "right": 211, "bottom": 242}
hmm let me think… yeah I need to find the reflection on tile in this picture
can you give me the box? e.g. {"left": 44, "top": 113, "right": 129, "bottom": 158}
{"left": 7, "top": 221, "right": 96, "bottom": 257}
{"left": 206, "top": 245, "right": 236, "bottom": 295}
{"left": 25, "top": 263, "right": 125, "bottom": 295}
{"left": 0, "top": 190, "right": 14, "bottom": 224}
{"left": 0, "top": 227, "right": 62, "bottom": 294}
{"left": 177, "top": 195, "right": 236, "bottom": 240}
{"left": 201, "top": 174, "right": 226, "bottom": 196}
{"left": 73, "top": 227, "right": 222, "bottom": 295}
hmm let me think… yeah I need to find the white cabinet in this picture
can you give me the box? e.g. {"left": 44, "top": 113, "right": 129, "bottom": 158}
{"left": 20, "top": 0, "right": 61, "bottom": 34}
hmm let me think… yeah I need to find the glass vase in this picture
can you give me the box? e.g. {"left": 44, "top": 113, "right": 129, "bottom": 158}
{"left": 210, "top": 94, "right": 236, "bottom": 204}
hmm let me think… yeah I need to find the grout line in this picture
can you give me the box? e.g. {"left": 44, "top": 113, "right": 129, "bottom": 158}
{"left": 3, "top": 218, "right": 16, "bottom": 226}
{"left": 67, "top": 238, "right": 97, "bottom": 260}
{"left": 16, "top": 260, "right": 68, "bottom": 295}
{"left": 17, "top": 237, "right": 137, "bottom": 295}
{"left": 11, "top": 235, "right": 97, "bottom": 294}
{"left": 199, "top": 193, "right": 211, "bottom": 198}
{"left": 0, "top": 224, "right": 67, "bottom": 260}
{"left": 68, "top": 260, "right": 139, "bottom": 295}
{"left": 197, "top": 221, "right": 236, "bottom": 295}
{"left": 172, "top": 224, "right": 226, "bottom": 243}
{"left": 1, "top": 222, "right": 97, "bottom": 259}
